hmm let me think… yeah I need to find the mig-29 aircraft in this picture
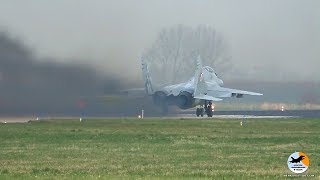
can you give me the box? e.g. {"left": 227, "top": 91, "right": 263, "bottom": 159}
{"left": 134, "top": 56, "right": 262, "bottom": 117}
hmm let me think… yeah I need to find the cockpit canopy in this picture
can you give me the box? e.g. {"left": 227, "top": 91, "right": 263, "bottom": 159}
{"left": 201, "top": 66, "right": 223, "bottom": 86}
{"left": 204, "top": 66, "right": 213, "bottom": 73}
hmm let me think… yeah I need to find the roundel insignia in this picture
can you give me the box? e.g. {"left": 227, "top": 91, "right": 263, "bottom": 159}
{"left": 287, "top": 152, "right": 309, "bottom": 174}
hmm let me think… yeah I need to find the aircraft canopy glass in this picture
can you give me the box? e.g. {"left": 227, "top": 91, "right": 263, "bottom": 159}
{"left": 204, "top": 66, "right": 218, "bottom": 77}
{"left": 204, "top": 66, "right": 214, "bottom": 73}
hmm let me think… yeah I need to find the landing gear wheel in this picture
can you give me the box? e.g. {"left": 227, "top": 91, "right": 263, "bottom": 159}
{"left": 196, "top": 107, "right": 204, "bottom": 117}
{"left": 205, "top": 104, "right": 213, "bottom": 117}
{"left": 196, "top": 108, "right": 200, "bottom": 117}
{"left": 200, "top": 107, "right": 204, "bottom": 117}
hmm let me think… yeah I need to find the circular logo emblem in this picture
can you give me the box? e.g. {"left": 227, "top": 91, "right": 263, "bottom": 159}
{"left": 287, "top": 152, "right": 309, "bottom": 174}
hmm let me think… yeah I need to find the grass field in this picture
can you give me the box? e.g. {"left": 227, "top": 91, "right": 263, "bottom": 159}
{"left": 0, "top": 118, "right": 319, "bottom": 179}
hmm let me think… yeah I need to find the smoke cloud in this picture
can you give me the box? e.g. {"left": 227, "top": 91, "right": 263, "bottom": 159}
{"left": 0, "top": 31, "right": 129, "bottom": 115}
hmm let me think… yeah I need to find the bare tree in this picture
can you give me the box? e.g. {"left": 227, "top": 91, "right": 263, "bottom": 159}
{"left": 142, "top": 25, "right": 232, "bottom": 85}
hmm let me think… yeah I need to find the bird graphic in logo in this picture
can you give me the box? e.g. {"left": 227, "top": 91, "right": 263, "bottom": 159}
{"left": 289, "top": 155, "right": 305, "bottom": 163}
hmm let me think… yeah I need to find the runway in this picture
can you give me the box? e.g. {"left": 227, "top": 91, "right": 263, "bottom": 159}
{"left": 0, "top": 110, "right": 319, "bottom": 123}
{"left": 178, "top": 109, "right": 320, "bottom": 118}
{"left": 0, "top": 117, "right": 33, "bottom": 123}
{"left": 171, "top": 114, "right": 297, "bottom": 119}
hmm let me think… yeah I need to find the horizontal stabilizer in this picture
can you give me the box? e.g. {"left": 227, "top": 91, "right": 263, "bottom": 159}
{"left": 194, "top": 95, "right": 222, "bottom": 101}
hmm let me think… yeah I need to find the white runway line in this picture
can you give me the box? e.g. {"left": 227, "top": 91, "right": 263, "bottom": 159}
{"left": 0, "top": 117, "right": 33, "bottom": 123}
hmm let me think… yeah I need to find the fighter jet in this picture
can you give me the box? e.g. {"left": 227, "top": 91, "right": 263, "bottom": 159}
{"left": 289, "top": 156, "right": 305, "bottom": 163}
{"left": 134, "top": 56, "right": 262, "bottom": 116}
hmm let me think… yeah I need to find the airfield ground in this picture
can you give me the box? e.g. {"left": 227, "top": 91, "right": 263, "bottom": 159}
{"left": 0, "top": 118, "right": 319, "bottom": 179}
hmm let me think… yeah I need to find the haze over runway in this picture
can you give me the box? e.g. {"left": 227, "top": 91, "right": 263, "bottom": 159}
{"left": 0, "top": 0, "right": 319, "bottom": 82}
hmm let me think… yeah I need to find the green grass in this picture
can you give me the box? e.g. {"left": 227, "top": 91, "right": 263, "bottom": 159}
{"left": 0, "top": 118, "right": 319, "bottom": 179}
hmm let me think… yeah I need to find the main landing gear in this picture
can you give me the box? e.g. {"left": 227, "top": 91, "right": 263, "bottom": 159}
{"left": 196, "top": 106, "right": 204, "bottom": 117}
{"left": 196, "top": 101, "right": 213, "bottom": 117}
{"left": 205, "top": 102, "right": 213, "bottom": 117}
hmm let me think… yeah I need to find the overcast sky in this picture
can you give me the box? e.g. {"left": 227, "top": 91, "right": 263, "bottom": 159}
{"left": 0, "top": 0, "right": 319, "bottom": 82}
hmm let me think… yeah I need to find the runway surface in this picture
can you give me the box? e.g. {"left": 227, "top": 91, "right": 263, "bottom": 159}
{"left": 0, "top": 110, "right": 319, "bottom": 123}
{"left": 178, "top": 110, "right": 320, "bottom": 118}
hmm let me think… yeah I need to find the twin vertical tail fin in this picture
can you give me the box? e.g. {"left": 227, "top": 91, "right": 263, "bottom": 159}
{"left": 141, "top": 58, "right": 154, "bottom": 95}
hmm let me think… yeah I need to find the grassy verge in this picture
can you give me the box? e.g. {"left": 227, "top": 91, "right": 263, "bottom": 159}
{"left": 0, "top": 118, "right": 319, "bottom": 179}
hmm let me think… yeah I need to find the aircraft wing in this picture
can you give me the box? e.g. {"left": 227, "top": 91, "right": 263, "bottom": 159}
{"left": 214, "top": 87, "right": 263, "bottom": 96}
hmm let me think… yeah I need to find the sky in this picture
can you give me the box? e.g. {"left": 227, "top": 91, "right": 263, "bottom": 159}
{"left": 0, "top": 0, "right": 319, "bottom": 82}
